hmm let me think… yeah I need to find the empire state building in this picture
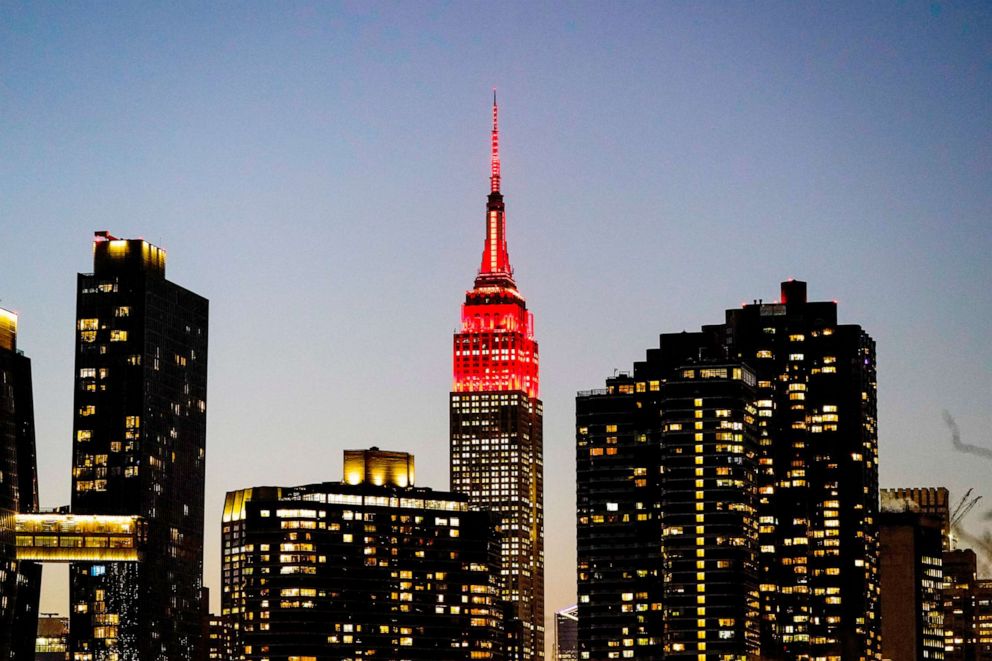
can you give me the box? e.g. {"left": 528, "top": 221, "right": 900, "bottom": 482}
{"left": 450, "top": 96, "right": 544, "bottom": 661}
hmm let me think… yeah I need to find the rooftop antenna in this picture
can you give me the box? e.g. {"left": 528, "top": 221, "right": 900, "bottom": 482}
{"left": 490, "top": 88, "right": 500, "bottom": 193}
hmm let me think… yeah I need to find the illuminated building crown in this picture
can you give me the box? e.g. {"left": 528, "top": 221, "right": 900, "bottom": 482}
{"left": 453, "top": 95, "right": 539, "bottom": 399}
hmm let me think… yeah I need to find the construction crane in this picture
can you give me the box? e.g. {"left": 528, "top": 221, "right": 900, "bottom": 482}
{"left": 952, "top": 493, "right": 983, "bottom": 531}
{"left": 946, "top": 489, "right": 982, "bottom": 550}
{"left": 951, "top": 488, "right": 976, "bottom": 525}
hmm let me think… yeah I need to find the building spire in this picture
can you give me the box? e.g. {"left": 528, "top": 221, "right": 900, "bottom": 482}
{"left": 490, "top": 89, "right": 500, "bottom": 194}
{"left": 478, "top": 92, "right": 514, "bottom": 286}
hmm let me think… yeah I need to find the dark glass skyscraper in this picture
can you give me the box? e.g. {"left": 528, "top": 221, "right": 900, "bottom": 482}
{"left": 0, "top": 308, "right": 42, "bottom": 659}
{"left": 576, "top": 280, "right": 880, "bottom": 660}
{"left": 450, "top": 98, "right": 544, "bottom": 660}
{"left": 69, "top": 232, "right": 208, "bottom": 660}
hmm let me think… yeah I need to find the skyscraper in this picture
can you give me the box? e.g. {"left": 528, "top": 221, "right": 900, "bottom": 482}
{"left": 576, "top": 280, "right": 880, "bottom": 660}
{"left": 721, "top": 280, "right": 880, "bottom": 658}
{"left": 450, "top": 97, "right": 544, "bottom": 660}
{"left": 0, "top": 307, "right": 42, "bottom": 659}
{"left": 576, "top": 340, "right": 760, "bottom": 659}
{"left": 220, "top": 448, "right": 504, "bottom": 660}
{"left": 69, "top": 233, "right": 208, "bottom": 660}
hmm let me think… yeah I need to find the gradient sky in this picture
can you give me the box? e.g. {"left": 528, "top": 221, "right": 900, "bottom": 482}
{"left": 2, "top": 1, "right": 990, "bottom": 641}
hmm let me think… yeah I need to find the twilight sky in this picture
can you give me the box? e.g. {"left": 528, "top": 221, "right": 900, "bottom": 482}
{"left": 2, "top": 1, "right": 990, "bottom": 639}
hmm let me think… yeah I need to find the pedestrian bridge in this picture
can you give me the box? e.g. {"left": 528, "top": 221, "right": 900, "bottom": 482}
{"left": 14, "top": 512, "right": 144, "bottom": 562}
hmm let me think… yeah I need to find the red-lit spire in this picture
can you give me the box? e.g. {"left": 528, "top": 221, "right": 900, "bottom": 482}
{"left": 477, "top": 92, "right": 514, "bottom": 287}
{"left": 455, "top": 94, "right": 538, "bottom": 399}
{"left": 491, "top": 89, "right": 500, "bottom": 193}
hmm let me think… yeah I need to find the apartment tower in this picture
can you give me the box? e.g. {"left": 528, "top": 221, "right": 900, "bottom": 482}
{"left": 576, "top": 337, "right": 760, "bottom": 659}
{"left": 576, "top": 280, "right": 880, "bottom": 659}
{"left": 69, "top": 233, "right": 208, "bottom": 660}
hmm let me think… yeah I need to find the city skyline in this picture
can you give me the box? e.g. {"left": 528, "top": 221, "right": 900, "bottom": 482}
{"left": 2, "top": 3, "right": 990, "bottom": 652}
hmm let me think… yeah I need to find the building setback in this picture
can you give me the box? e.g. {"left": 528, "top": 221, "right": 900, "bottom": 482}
{"left": 576, "top": 280, "right": 880, "bottom": 660}
{"left": 69, "top": 233, "right": 208, "bottom": 660}
{"left": 0, "top": 308, "right": 42, "bottom": 659}
{"left": 221, "top": 448, "right": 505, "bottom": 661}
{"left": 450, "top": 97, "right": 543, "bottom": 661}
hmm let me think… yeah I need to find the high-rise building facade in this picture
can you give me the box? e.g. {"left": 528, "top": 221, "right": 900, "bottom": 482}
{"left": 450, "top": 97, "right": 544, "bottom": 660}
{"left": 720, "top": 280, "right": 880, "bottom": 659}
{"left": 944, "top": 549, "right": 978, "bottom": 660}
{"left": 576, "top": 339, "right": 760, "bottom": 659}
{"left": 878, "top": 507, "right": 944, "bottom": 660}
{"left": 658, "top": 362, "right": 761, "bottom": 658}
{"left": 221, "top": 448, "right": 504, "bottom": 660}
{"left": 0, "top": 308, "right": 42, "bottom": 659}
{"left": 575, "top": 373, "right": 663, "bottom": 659}
{"left": 974, "top": 580, "right": 992, "bottom": 660}
{"left": 69, "top": 233, "right": 208, "bottom": 660}
{"left": 204, "top": 614, "right": 234, "bottom": 661}
{"left": 576, "top": 280, "right": 880, "bottom": 660}
{"left": 554, "top": 605, "right": 577, "bottom": 661}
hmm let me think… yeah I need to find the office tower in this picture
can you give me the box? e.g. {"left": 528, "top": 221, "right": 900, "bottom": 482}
{"left": 221, "top": 448, "right": 504, "bottom": 661}
{"left": 0, "top": 308, "right": 42, "bottom": 659}
{"left": 554, "top": 605, "right": 577, "bottom": 661}
{"left": 576, "top": 280, "right": 879, "bottom": 659}
{"left": 36, "top": 614, "right": 70, "bottom": 660}
{"left": 878, "top": 504, "right": 944, "bottom": 660}
{"left": 576, "top": 339, "right": 759, "bottom": 659}
{"left": 69, "top": 233, "right": 208, "bottom": 660}
{"left": 882, "top": 487, "right": 950, "bottom": 550}
{"left": 944, "top": 549, "right": 978, "bottom": 660}
{"left": 450, "top": 97, "right": 543, "bottom": 660}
